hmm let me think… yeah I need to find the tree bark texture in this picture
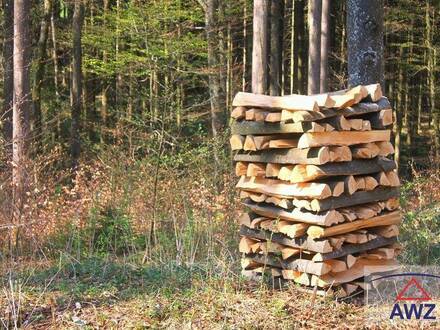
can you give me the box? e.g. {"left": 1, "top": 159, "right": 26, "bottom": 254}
{"left": 347, "top": 0, "right": 384, "bottom": 88}
{"left": 71, "top": 0, "right": 84, "bottom": 170}
{"left": 252, "top": 0, "right": 269, "bottom": 94}
{"left": 269, "top": 0, "right": 284, "bottom": 96}
{"left": 320, "top": 0, "right": 329, "bottom": 93}
{"left": 2, "top": 0, "right": 13, "bottom": 145}
{"left": 307, "top": 0, "right": 322, "bottom": 95}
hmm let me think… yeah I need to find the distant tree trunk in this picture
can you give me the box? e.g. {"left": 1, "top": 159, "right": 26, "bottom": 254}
{"left": 293, "top": 0, "right": 305, "bottom": 94}
{"left": 100, "top": 0, "right": 109, "bottom": 142}
{"left": 269, "top": 0, "right": 283, "bottom": 96}
{"left": 394, "top": 45, "right": 404, "bottom": 170}
{"left": 32, "top": 0, "right": 52, "bottom": 145}
{"left": 320, "top": 0, "right": 329, "bottom": 93}
{"left": 71, "top": 0, "right": 84, "bottom": 171}
{"left": 242, "top": 1, "right": 248, "bottom": 91}
{"left": 12, "top": 0, "right": 32, "bottom": 248}
{"left": 2, "top": 0, "right": 13, "bottom": 146}
{"left": 50, "top": 10, "right": 59, "bottom": 98}
{"left": 346, "top": 0, "right": 384, "bottom": 87}
{"left": 307, "top": 0, "right": 321, "bottom": 95}
{"left": 252, "top": 0, "right": 269, "bottom": 94}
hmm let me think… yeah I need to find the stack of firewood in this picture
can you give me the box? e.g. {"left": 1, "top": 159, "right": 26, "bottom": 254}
{"left": 231, "top": 84, "right": 402, "bottom": 297}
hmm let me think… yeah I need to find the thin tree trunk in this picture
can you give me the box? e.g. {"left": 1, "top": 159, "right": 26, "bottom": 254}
{"left": 50, "top": 10, "right": 59, "bottom": 98}
{"left": 346, "top": 0, "right": 384, "bottom": 87}
{"left": 12, "top": 0, "right": 32, "bottom": 249}
{"left": 293, "top": 0, "right": 304, "bottom": 94}
{"left": 320, "top": 0, "right": 329, "bottom": 93}
{"left": 2, "top": 0, "right": 13, "bottom": 146}
{"left": 71, "top": 0, "right": 84, "bottom": 171}
{"left": 252, "top": 0, "right": 269, "bottom": 94}
{"left": 32, "top": 0, "right": 52, "bottom": 145}
{"left": 307, "top": 0, "right": 321, "bottom": 95}
{"left": 269, "top": 0, "right": 283, "bottom": 96}
{"left": 394, "top": 45, "right": 404, "bottom": 171}
{"left": 242, "top": 1, "right": 247, "bottom": 91}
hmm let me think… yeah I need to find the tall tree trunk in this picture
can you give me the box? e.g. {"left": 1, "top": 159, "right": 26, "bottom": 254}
{"left": 50, "top": 10, "right": 59, "bottom": 98}
{"left": 269, "top": 0, "right": 283, "bottom": 96}
{"left": 394, "top": 45, "right": 404, "bottom": 171}
{"left": 100, "top": 0, "right": 109, "bottom": 142}
{"left": 293, "top": 0, "right": 304, "bottom": 93}
{"left": 71, "top": 0, "right": 84, "bottom": 171}
{"left": 252, "top": 0, "right": 269, "bottom": 94}
{"left": 307, "top": 0, "right": 321, "bottom": 95}
{"left": 2, "top": 0, "right": 13, "bottom": 146}
{"left": 242, "top": 0, "right": 248, "bottom": 91}
{"left": 12, "top": 0, "right": 31, "bottom": 249}
{"left": 320, "top": 0, "right": 329, "bottom": 93}
{"left": 346, "top": 0, "right": 384, "bottom": 87}
{"left": 32, "top": 0, "right": 52, "bottom": 146}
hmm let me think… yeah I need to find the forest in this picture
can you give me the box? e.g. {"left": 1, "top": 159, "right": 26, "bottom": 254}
{"left": 0, "top": 0, "right": 439, "bottom": 328}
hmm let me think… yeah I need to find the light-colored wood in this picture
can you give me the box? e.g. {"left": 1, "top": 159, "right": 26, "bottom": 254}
{"left": 244, "top": 135, "right": 257, "bottom": 151}
{"left": 277, "top": 165, "right": 294, "bottom": 181}
{"left": 278, "top": 221, "right": 309, "bottom": 238}
{"left": 371, "top": 224, "right": 399, "bottom": 238}
{"left": 246, "top": 163, "right": 266, "bottom": 177}
{"left": 362, "top": 120, "right": 372, "bottom": 131}
{"left": 259, "top": 219, "right": 279, "bottom": 232}
{"left": 241, "top": 257, "right": 262, "bottom": 270}
{"left": 235, "top": 162, "right": 248, "bottom": 176}
{"left": 231, "top": 120, "right": 327, "bottom": 135}
{"left": 344, "top": 175, "right": 358, "bottom": 195}
{"left": 232, "top": 92, "right": 321, "bottom": 111}
{"left": 245, "top": 108, "right": 269, "bottom": 121}
{"left": 239, "top": 236, "right": 258, "bottom": 253}
{"left": 242, "top": 200, "right": 344, "bottom": 226}
{"left": 385, "top": 171, "right": 400, "bottom": 187}
{"left": 265, "top": 195, "right": 293, "bottom": 209}
{"left": 312, "top": 258, "right": 399, "bottom": 288}
{"left": 285, "top": 259, "right": 332, "bottom": 276}
{"left": 297, "top": 130, "right": 391, "bottom": 148}
{"left": 265, "top": 163, "right": 281, "bottom": 177}
{"left": 281, "top": 108, "right": 337, "bottom": 123}
{"left": 238, "top": 213, "right": 253, "bottom": 227}
{"left": 230, "top": 135, "right": 245, "bottom": 150}
{"left": 237, "top": 176, "right": 334, "bottom": 199}
{"left": 346, "top": 255, "right": 357, "bottom": 268}
{"left": 379, "top": 109, "right": 393, "bottom": 126}
{"left": 364, "top": 176, "right": 379, "bottom": 191}
{"left": 307, "top": 211, "right": 402, "bottom": 239}
{"left": 282, "top": 269, "right": 301, "bottom": 280}
{"left": 254, "top": 135, "right": 278, "bottom": 149}
{"left": 250, "top": 216, "right": 271, "bottom": 229}
{"left": 385, "top": 198, "right": 400, "bottom": 211}
{"left": 354, "top": 176, "right": 366, "bottom": 190}
{"left": 265, "top": 112, "right": 282, "bottom": 122}
{"left": 231, "top": 106, "right": 247, "bottom": 119}
{"left": 324, "top": 259, "right": 347, "bottom": 272}
{"left": 365, "top": 83, "right": 383, "bottom": 102}
{"left": 376, "top": 141, "right": 394, "bottom": 156}
{"left": 348, "top": 118, "right": 363, "bottom": 130}
{"left": 269, "top": 139, "right": 298, "bottom": 149}
{"left": 329, "top": 146, "right": 352, "bottom": 162}
{"left": 374, "top": 172, "right": 391, "bottom": 186}
{"left": 281, "top": 247, "right": 301, "bottom": 259}
{"left": 351, "top": 142, "right": 381, "bottom": 159}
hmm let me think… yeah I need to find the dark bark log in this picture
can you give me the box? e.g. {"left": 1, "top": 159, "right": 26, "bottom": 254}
{"left": 32, "top": 0, "right": 52, "bottom": 144}
{"left": 307, "top": 0, "right": 321, "bottom": 95}
{"left": 252, "top": 0, "right": 269, "bottom": 94}
{"left": 71, "top": 0, "right": 84, "bottom": 170}
{"left": 2, "top": 0, "right": 13, "bottom": 146}
{"left": 269, "top": 0, "right": 284, "bottom": 96}
{"left": 230, "top": 120, "right": 323, "bottom": 135}
{"left": 346, "top": 0, "right": 384, "bottom": 88}
{"left": 320, "top": 0, "right": 329, "bottom": 93}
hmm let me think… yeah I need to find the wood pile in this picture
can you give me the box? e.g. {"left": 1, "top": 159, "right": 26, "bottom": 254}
{"left": 231, "top": 84, "right": 402, "bottom": 298}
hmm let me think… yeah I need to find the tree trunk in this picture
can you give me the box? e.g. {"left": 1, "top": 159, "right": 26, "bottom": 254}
{"left": 2, "top": 0, "right": 13, "bottom": 146}
{"left": 320, "top": 0, "right": 329, "bottom": 93}
{"left": 293, "top": 0, "right": 305, "bottom": 94}
{"left": 394, "top": 45, "right": 404, "bottom": 171}
{"left": 252, "top": 0, "right": 269, "bottom": 94}
{"left": 269, "top": 0, "right": 283, "bottom": 96}
{"left": 346, "top": 0, "right": 384, "bottom": 88}
{"left": 12, "top": 0, "right": 32, "bottom": 248}
{"left": 71, "top": 0, "right": 84, "bottom": 171}
{"left": 50, "top": 9, "right": 59, "bottom": 98}
{"left": 32, "top": 0, "right": 52, "bottom": 145}
{"left": 307, "top": 0, "right": 322, "bottom": 95}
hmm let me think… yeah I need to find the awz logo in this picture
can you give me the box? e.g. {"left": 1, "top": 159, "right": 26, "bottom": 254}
{"left": 390, "top": 277, "right": 436, "bottom": 320}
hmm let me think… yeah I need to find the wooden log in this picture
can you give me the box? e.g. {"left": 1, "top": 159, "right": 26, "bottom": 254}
{"left": 237, "top": 176, "right": 335, "bottom": 199}
{"left": 277, "top": 165, "right": 294, "bottom": 181}
{"left": 329, "top": 146, "right": 352, "bottom": 162}
{"left": 265, "top": 163, "right": 281, "bottom": 177}
{"left": 265, "top": 112, "right": 282, "bottom": 122}
{"left": 246, "top": 163, "right": 266, "bottom": 177}
{"left": 351, "top": 142, "right": 380, "bottom": 159}
{"left": 245, "top": 108, "right": 269, "bottom": 121}
{"left": 297, "top": 130, "right": 390, "bottom": 148}
{"left": 282, "top": 269, "right": 301, "bottom": 280}
{"left": 243, "top": 200, "right": 344, "bottom": 226}
{"left": 231, "top": 120, "right": 325, "bottom": 135}
{"left": 364, "top": 83, "right": 383, "bottom": 102}
{"left": 308, "top": 187, "right": 400, "bottom": 212}
{"left": 348, "top": 118, "right": 363, "bottom": 130}
{"left": 312, "top": 236, "right": 397, "bottom": 261}
{"left": 265, "top": 196, "right": 293, "bottom": 209}
{"left": 239, "top": 236, "right": 259, "bottom": 253}
{"left": 376, "top": 141, "right": 394, "bottom": 156}
{"left": 232, "top": 91, "right": 330, "bottom": 111}
{"left": 385, "top": 171, "right": 400, "bottom": 186}
{"left": 283, "top": 258, "right": 332, "bottom": 276}
{"left": 281, "top": 247, "right": 301, "bottom": 259}
{"left": 290, "top": 157, "right": 396, "bottom": 183}
{"left": 244, "top": 135, "right": 257, "bottom": 151}
{"left": 362, "top": 120, "right": 372, "bottom": 131}
{"left": 371, "top": 224, "right": 399, "bottom": 238}
{"left": 231, "top": 106, "right": 247, "bottom": 120}
{"left": 230, "top": 135, "right": 245, "bottom": 150}
{"left": 234, "top": 147, "right": 331, "bottom": 165}
{"left": 269, "top": 139, "right": 298, "bottom": 148}
{"left": 307, "top": 211, "right": 401, "bottom": 239}
{"left": 341, "top": 97, "right": 391, "bottom": 117}
{"left": 323, "top": 259, "right": 347, "bottom": 273}
{"left": 281, "top": 108, "right": 337, "bottom": 123}
{"left": 235, "top": 161, "right": 248, "bottom": 176}
{"left": 278, "top": 221, "right": 309, "bottom": 238}
{"left": 239, "top": 225, "right": 333, "bottom": 253}
{"left": 364, "top": 108, "right": 393, "bottom": 129}
{"left": 321, "top": 115, "right": 351, "bottom": 130}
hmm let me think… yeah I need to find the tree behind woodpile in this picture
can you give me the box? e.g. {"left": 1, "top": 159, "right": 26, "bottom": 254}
{"left": 2, "top": 0, "right": 13, "bottom": 146}
{"left": 320, "top": 0, "right": 329, "bottom": 93}
{"left": 270, "top": 0, "right": 284, "bottom": 96}
{"left": 307, "top": 0, "right": 322, "bottom": 94}
{"left": 252, "top": 0, "right": 269, "bottom": 94}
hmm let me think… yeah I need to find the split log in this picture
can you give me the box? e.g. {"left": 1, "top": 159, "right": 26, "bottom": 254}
{"left": 351, "top": 142, "right": 381, "bottom": 159}
{"left": 233, "top": 147, "right": 331, "bottom": 165}
{"left": 235, "top": 162, "right": 248, "bottom": 176}
{"left": 307, "top": 211, "right": 401, "bottom": 238}
{"left": 341, "top": 97, "right": 391, "bottom": 117}
{"left": 281, "top": 108, "right": 337, "bottom": 123}
{"left": 231, "top": 106, "right": 247, "bottom": 119}
{"left": 290, "top": 157, "right": 396, "bottom": 183}
{"left": 230, "top": 135, "right": 245, "bottom": 150}
{"left": 376, "top": 141, "right": 394, "bottom": 156}
{"left": 320, "top": 115, "right": 351, "bottom": 130}
{"left": 243, "top": 200, "right": 344, "bottom": 226}
{"left": 364, "top": 83, "right": 383, "bottom": 102}
{"left": 246, "top": 163, "right": 266, "bottom": 177}
{"left": 265, "top": 163, "right": 281, "bottom": 177}
{"left": 265, "top": 112, "right": 282, "bottom": 122}
{"left": 231, "top": 121, "right": 326, "bottom": 135}
{"left": 297, "top": 130, "right": 390, "bottom": 148}
{"left": 329, "top": 146, "right": 352, "bottom": 162}
{"left": 232, "top": 91, "right": 337, "bottom": 111}
{"left": 245, "top": 108, "right": 269, "bottom": 121}
{"left": 269, "top": 139, "right": 298, "bottom": 148}
{"left": 278, "top": 221, "right": 309, "bottom": 238}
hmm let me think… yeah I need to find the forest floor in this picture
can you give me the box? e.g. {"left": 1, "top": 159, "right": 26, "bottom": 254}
{"left": 2, "top": 256, "right": 439, "bottom": 329}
